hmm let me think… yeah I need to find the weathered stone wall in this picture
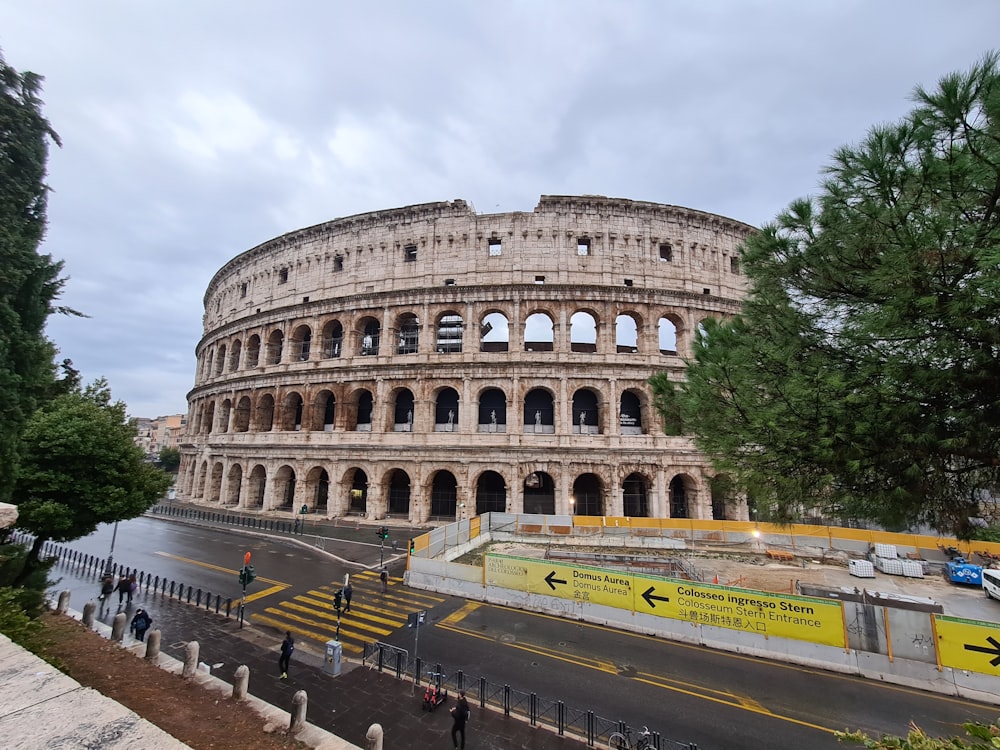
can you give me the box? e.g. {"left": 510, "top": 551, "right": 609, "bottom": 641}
{"left": 180, "top": 195, "right": 754, "bottom": 525}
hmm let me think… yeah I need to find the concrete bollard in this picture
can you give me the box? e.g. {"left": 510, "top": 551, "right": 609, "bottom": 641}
{"left": 233, "top": 665, "right": 250, "bottom": 700}
{"left": 182, "top": 641, "right": 200, "bottom": 678}
{"left": 289, "top": 690, "right": 307, "bottom": 734}
{"left": 144, "top": 629, "right": 161, "bottom": 660}
{"left": 111, "top": 612, "right": 127, "bottom": 642}
{"left": 365, "top": 723, "right": 384, "bottom": 750}
{"left": 56, "top": 590, "right": 70, "bottom": 614}
{"left": 81, "top": 601, "right": 96, "bottom": 628}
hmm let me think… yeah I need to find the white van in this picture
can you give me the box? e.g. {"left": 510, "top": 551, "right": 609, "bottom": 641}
{"left": 983, "top": 568, "right": 1000, "bottom": 601}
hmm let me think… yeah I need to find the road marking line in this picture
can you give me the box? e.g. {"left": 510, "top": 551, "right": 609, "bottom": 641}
{"left": 153, "top": 551, "right": 284, "bottom": 585}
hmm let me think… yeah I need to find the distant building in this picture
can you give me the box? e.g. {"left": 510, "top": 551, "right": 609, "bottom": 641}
{"left": 133, "top": 414, "right": 186, "bottom": 457}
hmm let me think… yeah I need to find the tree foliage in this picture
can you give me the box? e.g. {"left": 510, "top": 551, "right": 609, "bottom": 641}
{"left": 0, "top": 51, "right": 67, "bottom": 504}
{"left": 653, "top": 52, "right": 1000, "bottom": 538}
{"left": 837, "top": 719, "right": 1000, "bottom": 748}
{"left": 12, "top": 379, "right": 172, "bottom": 583}
{"left": 158, "top": 446, "right": 181, "bottom": 473}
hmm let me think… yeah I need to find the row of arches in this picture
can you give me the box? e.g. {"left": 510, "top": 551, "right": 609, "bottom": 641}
{"left": 182, "top": 459, "right": 742, "bottom": 522}
{"left": 192, "top": 384, "right": 652, "bottom": 436}
{"left": 199, "top": 307, "right": 703, "bottom": 381}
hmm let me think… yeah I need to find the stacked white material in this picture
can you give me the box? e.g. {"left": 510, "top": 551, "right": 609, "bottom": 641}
{"left": 849, "top": 559, "right": 876, "bottom": 578}
{"left": 874, "top": 543, "right": 897, "bottom": 559}
{"left": 901, "top": 560, "right": 924, "bottom": 578}
{"left": 875, "top": 556, "right": 904, "bottom": 575}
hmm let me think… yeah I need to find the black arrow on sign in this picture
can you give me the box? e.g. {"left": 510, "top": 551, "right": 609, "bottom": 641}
{"left": 964, "top": 636, "right": 1000, "bottom": 666}
{"left": 545, "top": 571, "right": 567, "bottom": 590}
{"left": 642, "top": 586, "right": 670, "bottom": 609}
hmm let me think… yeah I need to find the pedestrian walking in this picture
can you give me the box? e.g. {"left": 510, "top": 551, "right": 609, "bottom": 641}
{"left": 116, "top": 574, "right": 136, "bottom": 605}
{"left": 279, "top": 631, "right": 294, "bottom": 679}
{"left": 130, "top": 608, "right": 153, "bottom": 641}
{"left": 294, "top": 517, "right": 300, "bottom": 534}
{"left": 343, "top": 582, "right": 353, "bottom": 612}
{"left": 380, "top": 568, "right": 388, "bottom": 593}
{"left": 98, "top": 572, "right": 114, "bottom": 602}
{"left": 450, "top": 690, "right": 470, "bottom": 750}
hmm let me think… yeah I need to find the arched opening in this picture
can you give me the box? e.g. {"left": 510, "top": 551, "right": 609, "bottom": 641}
{"left": 524, "top": 388, "right": 554, "bottom": 434}
{"left": 478, "top": 388, "right": 507, "bottom": 432}
{"left": 434, "top": 387, "right": 459, "bottom": 432}
{"left": 436, "top": 312, "right": 463, "bottom": 353}
{"left": 570, "top": 311, "right": 597, "bottom": 353}
{"left": 291, "top": 325, "right": 312, "bottom": 361}
{"left": 572, "top": 473, "right": 604, "bottom": 516}
{"left": 476, "top": 471, "right": 506, "bottom": 515}
{"left": 571, "top": 389, "right": 600, "bottom": 434}
{"left": 323, "top": 320, "right": 344, "bottom": 358}
{"left": 393, "top": 389, "right": 415, "bottom": 431}
{"left": 523, "top": 471, "right": 555, "bottom": 515}
{"left": 218, "top": 399, "right": 232, "bottom": 433}
{"left": 669, "top": 475, "right": 690, "bottom": 518}
{"left": 480, "top": 312, "right": 509, "bottom": 353}
{"left": 658, "top": 317, "right": 678, "bottom": 355}
{"left": 315, "top": 390, "right": 336, "bottom": 432}
{"left": 619, "top": 390, "right": 643, "bottom": 434}
{"left": 234, "top": 396, "right": 251, "bottom": 432}
{"left": 196, "top": 462, "right": 208, "bottom": 498}
{"left": 524, "top": 312, "right": 554, "bottom": 352}
{"left": 215, "top": 344, "right": 227, "bottom": 375}
{"left": 274, "top": 465, "right": 296, "bottom": 511}
{"left": 209, "top": 462, "right": 223, "bottom": 503}
{"left": 205, "top": 350, "right": 215, "bottom": 379}
{"left": 229, "top": 339, "right": 242, "bottom": 371}
{"left": 266, "top": 329, "right": 284, "bottom": 365}
{"left": 245, "top": 334, "right": 261, "bottom": 368}
{"left": 349, "top": 469, "right": 368, "bottom": 515}
{"left": 615, "top": 313, "right": 639, "bottom": 353}
{"left": 255, "top": 393, "right": 275, "bottom": 432}
{"left": 203, "top": 401, "right": 215, "bottom": 434}
{"left": 710, "top": 474, "right": 735, "bottom": 521}
{"left": 622, "top": 473, "right": 649, "bottom": 517}
{"left": 359, "top": 317, "right": 380, "bottom": 356}
{"left": 225, "top": 463, "right": 243, "bottom": 507}
{"left": 248, "top": 465, "right": 267, "bottom": 509}
{"left": 354, "top": 390, "right": 373, "bottom": 431}
{"left": 430, "top": 471, "right": 458, "bottom": 519}
{"left": 396, "top": 313, "right": 419, "bottom": 355}
{"left": 281, "top": 392, "right": 304, "bottom": 431}
{"left": 308, "top": 467, "right": 330, "bottom": 514}
{"left": 387, "top": 469, "right": 411, "bottom": 516}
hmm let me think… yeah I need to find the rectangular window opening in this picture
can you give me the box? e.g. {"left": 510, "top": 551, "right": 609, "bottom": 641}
{"left": 703, "top": 288, "right": 711, "bottom": 295}
{"left": 730, "top": 257, "right": 741, "bottom": 274}
{"left": 534, "top": 275, "right": 545, "bottom": 285}
{"left": 659, "top": 243, "right": 673, "bottom": 262}
{"left": 444, "top": 278, "right": 456, "bottom": 286}
{"left": 240, "top": 283, "right": 248, "bottom": 298}
{"left": 404, "top": 244, "right": 418, "bottom": 262}
{"left": 278, "top": 268, "right": 289, "bottom": 283}
{"left": 577, "top": 237, "right": 591, "bottom": 256}
{"left": 624, "top": 279, "right": 633, "bottom": 287}
{"left": 333, "top": 255, "right": 344, "bottom": 272}
{"left": 488, "top": 238, "right": 502, "bottom": 256}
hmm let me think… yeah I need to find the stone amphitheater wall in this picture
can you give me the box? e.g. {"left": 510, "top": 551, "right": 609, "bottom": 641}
{"left": 180, "top": 195, "right": 755, "bottom": 526}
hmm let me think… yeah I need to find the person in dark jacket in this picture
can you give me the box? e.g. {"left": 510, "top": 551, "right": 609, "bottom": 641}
{"left": 279, "top": 631, "right": 294, "bottom": 679}
{"left": 343, "top": 582, "right": 353, "bottom": 612}
{"left": 450, "top": 690, "right": 470, "bottom": 749}
{"left": 116, "top": 574, "right": 135, "bottom": 605}
{"left": 130, "top": 609, "right": 153, "bottom": 641}
{"left": 99, "top": 573, "right": 114, "bottom": 602}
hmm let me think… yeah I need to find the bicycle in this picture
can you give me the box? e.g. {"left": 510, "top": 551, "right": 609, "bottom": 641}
{"left": 608, "top": 725, "right": 652, "bottom": 750}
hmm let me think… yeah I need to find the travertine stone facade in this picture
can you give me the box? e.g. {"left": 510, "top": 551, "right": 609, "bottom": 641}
{"left": 179, "top": 195, "right": 754, "bottom": 524}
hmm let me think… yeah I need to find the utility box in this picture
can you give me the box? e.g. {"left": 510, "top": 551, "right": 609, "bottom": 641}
{"left": 324, "top": 640, "right": 342, "bottom": 676}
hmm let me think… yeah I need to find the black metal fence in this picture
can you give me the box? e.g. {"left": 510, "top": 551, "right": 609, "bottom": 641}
{"left": 149, "top": 503, "right": 306, "bottom": 535}
{"left": 8, "top": 531, "right": 236, "bottom": 618}
{"left": 362, "top": 642, "right": 699, "bottom": 749}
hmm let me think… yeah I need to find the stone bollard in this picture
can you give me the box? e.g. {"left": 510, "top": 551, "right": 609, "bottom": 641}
{"left": 233, "top": 665, "right": 250, "bottom": 700}
{"left": 182, "top": 641, "right": 200, "bottom": 678}
{"left": 81, "top": 601, "right": 97, "bottom": 628}
{"left": 111, "top": 612, "right": 127, "bottom": 642}
{"left": 289, "top": 690, "right": 307, "bottom": 734}
{"left": 144, "top": 629, "right": 161, "bottom": 660}
{"left": 365, "top": 723, "right": 384, "bottom": 750}
{"left": 56, "top": 590, "right": 70, "bottom": 614}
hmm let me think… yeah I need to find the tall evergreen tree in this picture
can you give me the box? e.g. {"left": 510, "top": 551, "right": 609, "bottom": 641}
{"left": 0, "top": 51, "right": 65, "bottom": 503}
{"left": 653, "top": 52, "right": 1000, "bottom": 538}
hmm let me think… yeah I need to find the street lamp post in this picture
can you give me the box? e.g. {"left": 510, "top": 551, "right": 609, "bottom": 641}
{"left": 105, "top": 520, "right": 120, "bottom": 574}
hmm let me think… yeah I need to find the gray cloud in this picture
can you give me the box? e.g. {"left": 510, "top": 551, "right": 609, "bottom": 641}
{"left": 2, "top": 0, "right": 997, "bottom": 416}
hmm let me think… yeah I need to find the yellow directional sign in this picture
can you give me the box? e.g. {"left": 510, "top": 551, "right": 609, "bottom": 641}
{"left": 485, "top": 554, "right": 845, "bottom": 647}
{"left": 935, "top": 615, "right": 1000, "bottom": 675}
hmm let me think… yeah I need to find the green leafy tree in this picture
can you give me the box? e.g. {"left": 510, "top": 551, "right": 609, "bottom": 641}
{"left": 0, "top": 51, "right": 70, "bottom": 505}
{"left": 12, "top": 379, "right": 172, "bottom": 584}
{"left": 158, "top": 446, "right": 181, "bottom": 472}
{"left": 654, "top": 52, "right": 1000, "bottom": 538}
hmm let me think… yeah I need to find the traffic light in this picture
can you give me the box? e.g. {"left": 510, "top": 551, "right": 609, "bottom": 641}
{"left": 333, "top": 588, "right": 343, "bottom": 612}
{"left": 409, "top": 538, "right": 415, "bottom": 554}
{"left": 375, "top": 526, "right": 389, "bottom": 540}
{"left": 239, "top": 565, "right": 256, "bottom": 587}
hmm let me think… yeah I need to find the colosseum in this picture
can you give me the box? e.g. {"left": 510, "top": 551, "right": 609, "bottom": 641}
{"left": 179, "top": 195, "right": 755, "bottom": 524}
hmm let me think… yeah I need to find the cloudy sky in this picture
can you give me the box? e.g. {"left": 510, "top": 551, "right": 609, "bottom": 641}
{"left": 1, "top": 1, "right": 997, "bottom": 418}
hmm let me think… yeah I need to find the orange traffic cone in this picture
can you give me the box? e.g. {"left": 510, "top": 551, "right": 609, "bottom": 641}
{"left": 713, "top": 575, "right": 719, "bottom": 585}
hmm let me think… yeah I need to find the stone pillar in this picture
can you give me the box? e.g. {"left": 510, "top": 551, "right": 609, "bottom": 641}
{"left": 289, "top": 690, "right": 307, "bottom": 734}
{"left": 365, "top": 723, "right": 384, "bottom": 750}
{"left": 82, "top": 601, "right": 97, "bottom": 628}
{"left": 557, "top": 377, "right": 569, "bottom": 435}
{"left": 233, "top": 664, "right": 250, "bottom": 700}
{"left": 183, "top": 641, "right": 200, "bottom": 678}
{"left": 56, "top": 590, "right": 70, "bottom": 614}
{"left": 111, "top": 612, "right": 127, "bottom": 642}
{"left": 145, "top": 630, "right": 161, "bottom": 660}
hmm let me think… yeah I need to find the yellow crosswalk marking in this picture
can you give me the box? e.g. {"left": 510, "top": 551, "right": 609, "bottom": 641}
{"left": 251, "top": 613, "right": 362, "bottom": 654}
